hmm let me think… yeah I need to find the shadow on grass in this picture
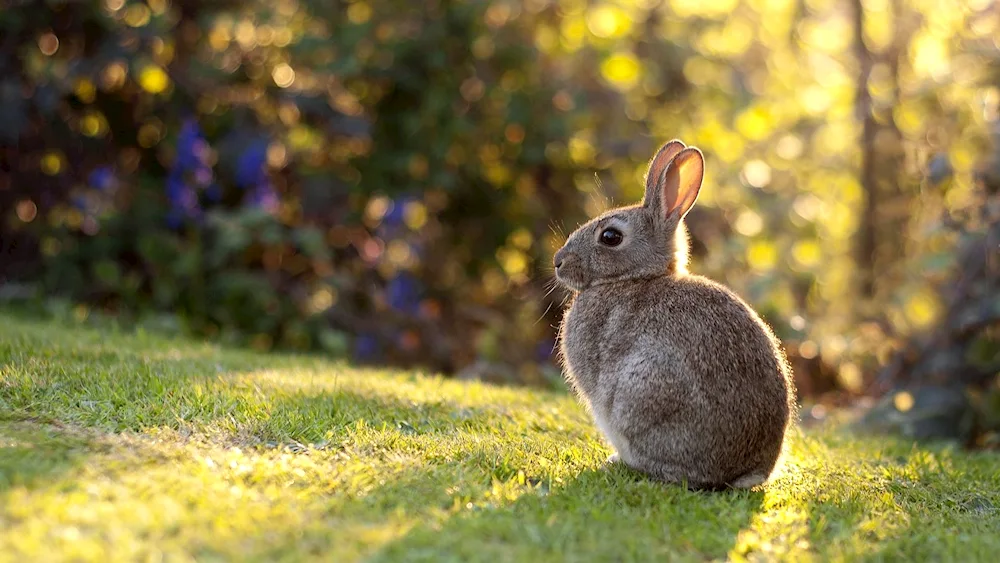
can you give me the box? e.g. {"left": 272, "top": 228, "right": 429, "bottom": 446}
{"left": 229, "top": 387, "right": 513, "bottom": 448}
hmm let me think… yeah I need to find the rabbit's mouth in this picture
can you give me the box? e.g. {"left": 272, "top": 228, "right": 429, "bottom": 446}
{"left": 554, "top": 262, "right": 588, "bottom": 291}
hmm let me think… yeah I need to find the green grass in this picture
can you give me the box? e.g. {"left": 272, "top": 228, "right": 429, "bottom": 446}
{"left": 1, "top": 312, "right": 998, "bottom": 562}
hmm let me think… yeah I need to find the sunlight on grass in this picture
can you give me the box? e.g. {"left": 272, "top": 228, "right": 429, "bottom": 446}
{"left": 729, "top": 428, "right": 907, "bottom": 561}
{"left": 1, "top": 423, "right": 418, "bottom": 561}
{"left": 2, "top": 313, "right": 999, "bottom": 561}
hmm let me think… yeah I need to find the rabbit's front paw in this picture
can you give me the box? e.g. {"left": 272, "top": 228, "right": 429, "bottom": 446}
{"left": 599, "top": 452, "right": 622, "bottom": 472}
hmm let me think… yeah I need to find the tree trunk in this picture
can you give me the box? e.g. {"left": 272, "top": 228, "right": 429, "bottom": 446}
{"left": 851, "top": 0, "right": 879, "bottom": 301}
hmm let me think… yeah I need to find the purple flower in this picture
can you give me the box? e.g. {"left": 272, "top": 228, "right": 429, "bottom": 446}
{"left": 236, "top": 140, "right": 268, "bottom": 189}
{"left": 384, "top": 197, "right": 408, "bottom": 226}
{"left": 353, "top": 333, "right": 379, "bottom": 360}
{"left": 386, "top": 272, "right": 421, "bottom": 313}
{"left": 165, "top": 172, "right": 201, "bottom": 228}
{"left": 248, "top": 183, "right": 279, "bottom": 213}
{"left": 174, "top": 119, "right": 205, "bottom": 170}
{"left": 164, "top": 117, "right": 213, "bottom": 226}
{"left": 87, "top": 167, "right": 115, "bottom": 191}
{"left": 194, "top": 166, "right": 213, "bottom": 187}
{"left": 236, "top": 139, "right": 279, "bottom": 213}
{"left": 376, "top": 194, "right": 418, "bottom": 243}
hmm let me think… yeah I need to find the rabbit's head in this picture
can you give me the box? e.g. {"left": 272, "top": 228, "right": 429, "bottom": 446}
{"left": 553, "top": 140, "right": 705, "bottom": 291}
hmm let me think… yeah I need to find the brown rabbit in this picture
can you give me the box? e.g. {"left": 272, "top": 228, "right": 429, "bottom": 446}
{"left": 554, "top": 140, "right": 796, "bottom": 490}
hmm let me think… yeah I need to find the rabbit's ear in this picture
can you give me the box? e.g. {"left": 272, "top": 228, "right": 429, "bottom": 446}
{"left": 660, "top": 147, "right": 704, "bottom": 220}
{"left": 643, "top": 140, "right": 686, "bottom": 210}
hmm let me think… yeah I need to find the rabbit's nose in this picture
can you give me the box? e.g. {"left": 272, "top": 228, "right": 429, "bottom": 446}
{"left": 553, "top": 248, "right": 567, "bottom": 269}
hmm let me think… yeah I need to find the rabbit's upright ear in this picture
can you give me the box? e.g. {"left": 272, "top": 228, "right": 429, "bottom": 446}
{"left": 643, "top": 140, "right": 686, "bottom": 210}
{"left": 660, "top": 147, "right": 704, "bottom": 221}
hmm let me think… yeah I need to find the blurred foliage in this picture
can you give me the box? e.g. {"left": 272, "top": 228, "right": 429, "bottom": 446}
{"left": 0, "top": 0, "right": 998, "bottom": 406}
{"left": 1, "top": 0, "right": 688, "bottom": 381}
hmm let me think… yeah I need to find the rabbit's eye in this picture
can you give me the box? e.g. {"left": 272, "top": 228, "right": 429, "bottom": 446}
{"left": 600, "top": 228, "right": 624, "bottom": 247}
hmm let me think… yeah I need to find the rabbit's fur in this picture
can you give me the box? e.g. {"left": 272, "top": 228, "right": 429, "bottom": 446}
{"left": 554, "top": 140, "right": 796, "bottom": 490}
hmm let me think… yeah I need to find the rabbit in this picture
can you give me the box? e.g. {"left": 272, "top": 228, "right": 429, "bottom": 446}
{"left": 553, "top": 139, "right": 797, "bottom": 490}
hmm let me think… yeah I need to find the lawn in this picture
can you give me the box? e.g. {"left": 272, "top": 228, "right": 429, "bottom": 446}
{"left": 1, "top": 312, "right": 998, "bottom": 562}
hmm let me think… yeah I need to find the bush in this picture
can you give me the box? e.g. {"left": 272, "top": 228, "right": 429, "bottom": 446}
{"left": 0, "top": 0, "right": 687, "bottom": 378}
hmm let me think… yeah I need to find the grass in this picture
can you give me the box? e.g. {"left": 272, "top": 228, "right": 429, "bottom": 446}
{"left": 1, "top": 312, "right": 998, "bottom": 562}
